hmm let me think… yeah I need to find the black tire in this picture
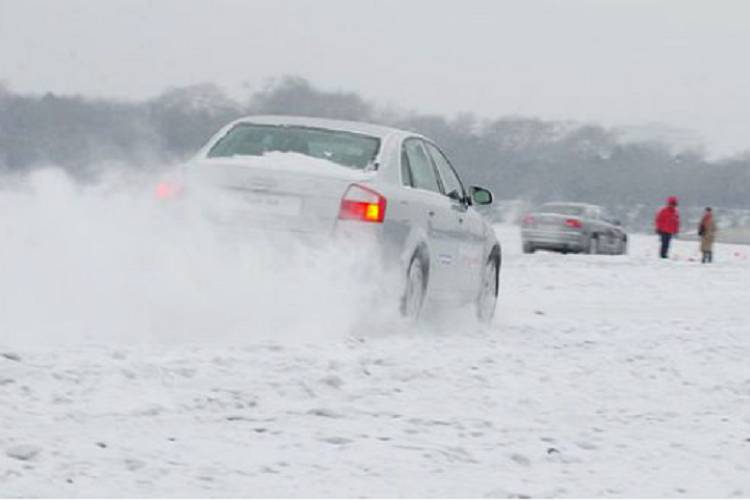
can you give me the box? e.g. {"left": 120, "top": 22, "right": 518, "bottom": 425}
{"left": 476, "top": 254, "right": 500, "bottom": 323}
{"left": 522, "top": 242, "right": 535, "bottom": 254}
{"left": 400, "top": 252, "right": 427, "bottom": 322}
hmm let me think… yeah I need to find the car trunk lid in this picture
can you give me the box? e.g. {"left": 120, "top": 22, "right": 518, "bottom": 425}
{"left": 185, "top": 153, "right": 375, "bottom": 234}
{"left": 528, "top": 212, "right": 583, "bottom": 230}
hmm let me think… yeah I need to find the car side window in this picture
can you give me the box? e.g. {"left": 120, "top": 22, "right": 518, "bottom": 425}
{"left": 425, "top": 142, "right": 465, "bottom": 201}
{"left": 403, "top": 139, "right": 440, "bottom": 193}
{"left": 400, "top": 149, "right": 414, "bottom": 187}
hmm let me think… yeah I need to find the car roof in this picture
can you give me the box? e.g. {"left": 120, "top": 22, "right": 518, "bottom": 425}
{"left": 231, "top": 115, "right": 418, "bottom": 140}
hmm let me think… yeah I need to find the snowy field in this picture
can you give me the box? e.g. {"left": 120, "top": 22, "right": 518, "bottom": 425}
{"left": 2, "top": 172, "right": 750, "bottom": 497}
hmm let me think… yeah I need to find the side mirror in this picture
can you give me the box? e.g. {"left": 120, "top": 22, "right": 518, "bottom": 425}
{"left": 613, "top": 219, "right": 622, "bottom": 226}
{"left": 470, "top": 186, "right": 493, "bottom": 206}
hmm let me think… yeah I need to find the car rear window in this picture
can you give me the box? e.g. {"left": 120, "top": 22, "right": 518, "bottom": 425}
{"left": 540, "top": 204, "right": 586, "bottom": 216}
{"left": 207, "top": 124, "right": 381, "bottom": 169}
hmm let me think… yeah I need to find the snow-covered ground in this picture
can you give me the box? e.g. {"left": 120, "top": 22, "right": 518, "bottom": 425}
{"left": 2, "top": 174, "right": 750, "bottom": 497}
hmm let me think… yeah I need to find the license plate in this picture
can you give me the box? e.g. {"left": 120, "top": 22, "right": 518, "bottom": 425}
{"left": 244, "top": 192, "right": 302, "bottom": 216}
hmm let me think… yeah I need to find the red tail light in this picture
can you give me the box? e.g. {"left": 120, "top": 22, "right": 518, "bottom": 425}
{"left": 522, "top": 214, "right": 535, "bottom": 225}
{"left": 565, "top": 218, "right": 583, "bottom": 228}
{"left": 155, "top": 181, "right": 183, "bottom": 200}
{"left": 338, "top": 184, "right": 386, "bottom": 223}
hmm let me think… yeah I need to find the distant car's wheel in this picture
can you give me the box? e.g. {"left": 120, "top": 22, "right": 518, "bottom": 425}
{"left": 476, "top": 256, "right": 499, "bottom": 323}
{"left": 522, "top": 242, "right": 535, "bottom": 254}
{"left": 620, "top": 236, "right": 628, "bottom": 255}
{"left": 400, "top": 254, "right": 427, "bottom": 322}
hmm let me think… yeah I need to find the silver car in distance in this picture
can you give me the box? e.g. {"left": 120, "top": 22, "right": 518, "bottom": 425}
{"left": 520, "top": 202, "right": 628, "bottom": 255}
{"left": 157, "top": 116, "right": 501, "bottom": 322}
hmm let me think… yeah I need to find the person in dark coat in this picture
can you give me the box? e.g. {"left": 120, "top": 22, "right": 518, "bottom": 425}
{"left": 698, "top": 207, "right": 717, "bottom": 263}
{"left": 654, "top": 196, "right": 680, "bottom": 258}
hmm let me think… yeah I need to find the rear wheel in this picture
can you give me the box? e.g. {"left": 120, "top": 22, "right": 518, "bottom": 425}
{"left": 400, "top": 254, "right": 427, "bottom": 322}
{"left": 522, "top": 242, "right": 535, "bottom": 254}
{"left": 476, "top": 257, "right": 499, "bottom": 323}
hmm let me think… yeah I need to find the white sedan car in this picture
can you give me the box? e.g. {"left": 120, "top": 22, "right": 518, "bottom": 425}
{"left": 157, "top": 116, "right": 501, "bottom": 322}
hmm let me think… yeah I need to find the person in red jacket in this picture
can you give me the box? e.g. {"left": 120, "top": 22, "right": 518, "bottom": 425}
{"left": 654, "top": 196, "right": 680, "bottom": 258}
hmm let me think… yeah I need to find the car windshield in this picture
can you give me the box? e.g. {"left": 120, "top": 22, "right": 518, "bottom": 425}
{"left": 207, "top": 123, "right": 381, "bottom": 169}
{"left": 539, "top": 204, "right": 587, "bottom": 216}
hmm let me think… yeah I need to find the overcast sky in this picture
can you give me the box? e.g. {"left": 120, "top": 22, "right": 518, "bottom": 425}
{"left": 1, "top": 0, "right": 748, "bottom": 157}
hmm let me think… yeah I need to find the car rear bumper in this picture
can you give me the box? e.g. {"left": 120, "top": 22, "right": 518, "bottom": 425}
{"left": 522, "top": 229, "right": 586, "bottom": 251}
{"left": 212, "top": 222, "right": 332, "bottom": 248}
{"left": 206, "top": 215, "right": 396, "bottom": 265}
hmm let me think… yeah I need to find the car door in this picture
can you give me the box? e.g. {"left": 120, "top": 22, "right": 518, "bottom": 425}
{"left": 601, "top": 209, "right": 625, "bottom": 253}
{"left": 595, "top": 207, "right": 618, "bottom": 254}
{"left": 401, "top": 138, "right": 459, "bottom": 299}
{"left": 585, "top": 206, "right": 608, "bottom": 253}
{"left": 424, "top": 141, "right": 485, "bottom": 296}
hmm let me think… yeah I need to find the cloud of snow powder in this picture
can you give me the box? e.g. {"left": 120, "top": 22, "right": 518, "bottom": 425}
{"left": 0, "top": 167, "right": 401, "bottom": 347}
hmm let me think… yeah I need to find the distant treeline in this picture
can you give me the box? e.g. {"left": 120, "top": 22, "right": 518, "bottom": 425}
{"left": 1, "top": 76, "right": 749, "bottom": 220}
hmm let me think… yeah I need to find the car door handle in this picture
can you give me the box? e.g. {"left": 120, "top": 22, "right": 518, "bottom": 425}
{"left": 458, "top": 217, "right": 464, "bottom": 224}
{"left": 428, "top": 210, "right": 435, "bottom": 217}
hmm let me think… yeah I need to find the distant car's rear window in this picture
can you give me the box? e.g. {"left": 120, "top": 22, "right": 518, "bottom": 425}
{"left": 207, "top": 123, "right": 381, "bottom": 169}
{"left": 540, "top": 204, "right": 587, "bottom": 216}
